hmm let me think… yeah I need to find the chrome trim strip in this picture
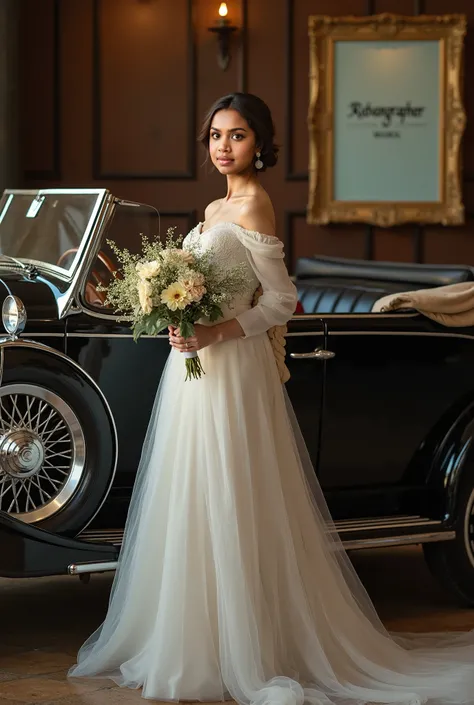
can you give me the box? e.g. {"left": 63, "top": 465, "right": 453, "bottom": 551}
{"left": 73, "top": 528, "right": 456, "bottom": 562}
{"left": 293, "top": 312, "right": 418, "bottom": 321}
{"left": 79, "top": 519, "right": 443, "bottom": 541}
{"left": 78, "top": 309, "right": 417, "bottom": 324}
{"left": 20, "top": 333, "right": 64, "bottom": 338}
{"left": 0, "top": 339, "right": 118, "bottom": 531}
{"left": 68, "top": 560, "right": 118, "bottom": 575}
{"left": 0, "top": 194, "right": 13, "bottom": 224}
{"left": 26, "top": 331, "right": 167, "bottom": 340}
{"left": 66, "top": 332, "right": 168, "bottom": 339}
{"left": 25, "top": 330, "right": 474, "bottom": 344}
{"left": 78, "top": 308, "right": 121, "bottom": 321}
{"left": 328, "top": 330, "right": 474, "bottom": 342}
{"left": 4, "top": 188, "right": 107, "bottom": 195}
{"left": 78, "top": 528, "right": 124, "bottom": 544}
{"left": 335, "top": 519, "right": 442, "bottom": 533}
{"left": 335, "top": 514, "right": 422, "bottom": 527}
{"left": 343, "top": 531, "right": 456, "bottom": 550}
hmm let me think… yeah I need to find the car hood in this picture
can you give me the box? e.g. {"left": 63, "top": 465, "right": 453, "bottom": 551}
{"left": 0, "top": 271, "right": 62, "bottom": 321}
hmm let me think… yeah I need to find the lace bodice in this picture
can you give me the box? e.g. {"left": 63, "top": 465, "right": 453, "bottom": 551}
{"left": 183, "top": 222, "right": 297, "bottom": 338}
{"left": 184, "top": 221, "right": 260, "bottom": 303}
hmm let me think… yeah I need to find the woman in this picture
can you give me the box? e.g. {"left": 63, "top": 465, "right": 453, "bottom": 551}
{"left": 70, "top": 93, "right": 474, "bottom": 705}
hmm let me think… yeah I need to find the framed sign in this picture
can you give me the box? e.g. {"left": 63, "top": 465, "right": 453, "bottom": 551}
{"left": 307, "top": 13, "right": 466, "bottom": 227}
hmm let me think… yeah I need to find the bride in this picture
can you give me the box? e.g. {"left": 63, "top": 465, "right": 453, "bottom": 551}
{"left": 69, "top": 93, "right": 474, "bottom": 705}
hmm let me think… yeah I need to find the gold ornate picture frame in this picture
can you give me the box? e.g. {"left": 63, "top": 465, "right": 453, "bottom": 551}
{"left": 307, "top": 13, "right": 466, "bottom": 227}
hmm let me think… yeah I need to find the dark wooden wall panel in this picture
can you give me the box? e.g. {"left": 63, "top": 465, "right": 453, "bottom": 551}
{"left": 424, "top": 221, "right": 474, "bottom": 263}
{"left": 95, "top": 0, "right": 195, "bottom": 178}
{"left": 376, "top": 0, "right": 413, "bottom": 11}
{"left": 373, "top": 228, "right": 417, "bottom": 262}
{"left": 291, "top": 216, "right": 367, "bottom": 270}
{"left": 60, "top": 0, "right": 94, "bottom": 185}
{"left": 159, "top": 212, "right": 197, "bottom": 239}
{"left": 245, "top": 0, "right": 288, "bottom": 247}
{"left": 18, "top": 0, "right": 474, "bottom": 271}
{"left": 20, "top": 0, "right": 59, "bottom": 179}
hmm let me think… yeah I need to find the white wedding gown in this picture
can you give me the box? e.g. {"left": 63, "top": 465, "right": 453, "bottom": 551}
{"left": 69, "top": 222, "right": 474, "bottom": 705}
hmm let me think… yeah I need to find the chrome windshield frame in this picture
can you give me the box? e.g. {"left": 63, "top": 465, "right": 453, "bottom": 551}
{"left": 0, "top": 188, "right": 116, "bottom": 318}
{"left": 0, "top": 188, "right": 109, "bottom": 275}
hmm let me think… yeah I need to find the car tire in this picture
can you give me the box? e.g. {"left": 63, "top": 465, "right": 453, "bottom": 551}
{"left": 423, "top": 464, "right": 474, "bottom": 606}
{"left": 0, "top": 345, "right": 117, "bottom": 537}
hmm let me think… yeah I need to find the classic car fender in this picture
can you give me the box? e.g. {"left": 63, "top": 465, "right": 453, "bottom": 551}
{"left": 424, "top": 400, "right": 474, "bottom": 524}
{"left": 0, "top": 510, "right": 118, "bottom": 578}
{"left": 0, "top": 338, "right": 119, "bottom": 535}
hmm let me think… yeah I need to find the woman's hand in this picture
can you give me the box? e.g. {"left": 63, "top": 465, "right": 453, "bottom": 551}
{"left": 168, "top": 324, "right": 219, "bottom": 353}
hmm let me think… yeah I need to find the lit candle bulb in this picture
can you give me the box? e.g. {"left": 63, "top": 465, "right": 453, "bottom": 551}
{"left": 209, "top": 1, "right": 236, "bottom": 71}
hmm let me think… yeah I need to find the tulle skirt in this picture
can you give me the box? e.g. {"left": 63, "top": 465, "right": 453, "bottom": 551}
{"left": 69, "top": 333, "right": 474, "bottom": 705}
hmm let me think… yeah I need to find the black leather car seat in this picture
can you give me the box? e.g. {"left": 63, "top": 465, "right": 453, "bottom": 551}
{"left": 295, "top": 256, "right": 474, "bottom": 315}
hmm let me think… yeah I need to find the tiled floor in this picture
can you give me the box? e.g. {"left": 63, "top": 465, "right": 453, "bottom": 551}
{"left": 1, "top": 545, "right": 474, "bottom": 704}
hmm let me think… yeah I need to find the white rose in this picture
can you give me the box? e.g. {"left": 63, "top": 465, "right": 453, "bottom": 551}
{"left": 137, "top": 279, "right": 153, "bottom": 314}
{"left": 136, "top": 260, "right": 161, "bottom": 280}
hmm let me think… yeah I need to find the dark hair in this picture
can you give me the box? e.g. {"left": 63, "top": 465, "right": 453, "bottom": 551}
{"left": 198, "top": 92, "right": 279, "bottom": 172}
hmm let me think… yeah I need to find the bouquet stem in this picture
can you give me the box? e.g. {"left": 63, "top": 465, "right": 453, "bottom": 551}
{"left": 183, "top": 351, "right": 205, "bottom": 381}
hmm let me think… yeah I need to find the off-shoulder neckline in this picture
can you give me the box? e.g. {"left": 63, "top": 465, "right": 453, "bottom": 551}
{"left": 197, "top": 221, "right": 280, "bottom": 243}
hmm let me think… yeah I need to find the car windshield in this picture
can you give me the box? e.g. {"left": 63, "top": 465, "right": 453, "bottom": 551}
{"left": 0, "top": 189, "right": 107, "bottom": 275}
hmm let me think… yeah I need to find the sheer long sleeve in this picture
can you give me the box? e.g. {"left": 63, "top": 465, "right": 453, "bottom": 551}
{"left": 231, "top": 224, "right": 298, "bottom": 339}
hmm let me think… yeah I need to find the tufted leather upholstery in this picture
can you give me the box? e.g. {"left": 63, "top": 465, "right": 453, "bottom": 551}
{"left": 295, "top": 255, "right": 474, "bottom": 315}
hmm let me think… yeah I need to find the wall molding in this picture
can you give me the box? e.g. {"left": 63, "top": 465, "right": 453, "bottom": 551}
{"left": 159, "top": 209, "right": 197, "bottom": 236}
{"left": 284, "top": 0, "right": 308, "bottom": 182}
{"left": 284, "top": 209, "right": 306, "bottom": 271}
{"left": 25, "top": 0, "right": 61, "bottom": 181}
{"left": 92, "top": 0, "right": 197, "bottom": 180}
{"left": 238, "top": 0, "right": 248, "bottom": 93}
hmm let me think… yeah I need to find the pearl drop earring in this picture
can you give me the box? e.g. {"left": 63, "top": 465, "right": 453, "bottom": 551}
{"left": 255, "top": 152, "right": 263, "bottom": 170}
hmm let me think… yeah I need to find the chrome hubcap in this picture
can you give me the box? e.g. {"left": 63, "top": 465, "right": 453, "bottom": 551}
{"left": 0, "top": 384, "right": 86, "bottom": 523}
{"left": 0, "top": 429, "right": 44, "bottom": 478}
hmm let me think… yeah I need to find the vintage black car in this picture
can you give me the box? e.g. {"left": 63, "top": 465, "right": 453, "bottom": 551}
{"left": 1, "top": 187, "right": 474, "bottom": 606}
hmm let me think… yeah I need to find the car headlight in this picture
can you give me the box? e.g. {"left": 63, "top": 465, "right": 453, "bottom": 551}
{"left": 2, "top": 296, "right": 27, "bottom": 338}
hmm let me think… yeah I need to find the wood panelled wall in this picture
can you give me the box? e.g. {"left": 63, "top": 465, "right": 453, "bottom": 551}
{"left": 19, "top": 0, "right": 474, "bottom": 271}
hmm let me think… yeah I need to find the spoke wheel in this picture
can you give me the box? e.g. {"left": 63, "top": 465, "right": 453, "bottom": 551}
{"left": 0, "top": 384, "right": 85, "bottom": 523}
{"left": 464, "top": 487, "right": 474, "bottom": 569}
{"left": 424, "top": 464, "right": 474, "bottom": 606}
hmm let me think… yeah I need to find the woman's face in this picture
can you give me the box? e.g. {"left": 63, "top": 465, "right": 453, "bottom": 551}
{"left": 208, "top": 109, "right": 258, "bottom": 176}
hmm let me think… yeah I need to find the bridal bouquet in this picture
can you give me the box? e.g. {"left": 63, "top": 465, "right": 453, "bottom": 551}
{"left": 103, "top": 228, "right": 249, "bottom": 380}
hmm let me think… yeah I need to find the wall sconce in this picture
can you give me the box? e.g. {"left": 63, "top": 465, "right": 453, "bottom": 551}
{"left": 208, "top": 3, "right": 238, "bottom": 71}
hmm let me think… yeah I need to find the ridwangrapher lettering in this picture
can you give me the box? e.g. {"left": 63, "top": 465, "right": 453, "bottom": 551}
{"left": 347, "top": 101, "right": 425, "bottom": 127}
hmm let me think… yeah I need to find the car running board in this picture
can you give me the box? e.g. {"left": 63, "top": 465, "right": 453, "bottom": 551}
{"left": 77, "top": 515, "right": 456, "bottom": 567}
{"left": 0, "top": 511, "right": 119, "bottom": 578}
{"left": 333, "top": 515, "right": 455, "bottom": 550}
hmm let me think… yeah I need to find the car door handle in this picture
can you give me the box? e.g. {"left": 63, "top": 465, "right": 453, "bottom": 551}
{"left": 290, "top": 347, "right": 336, "bottom": 360}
